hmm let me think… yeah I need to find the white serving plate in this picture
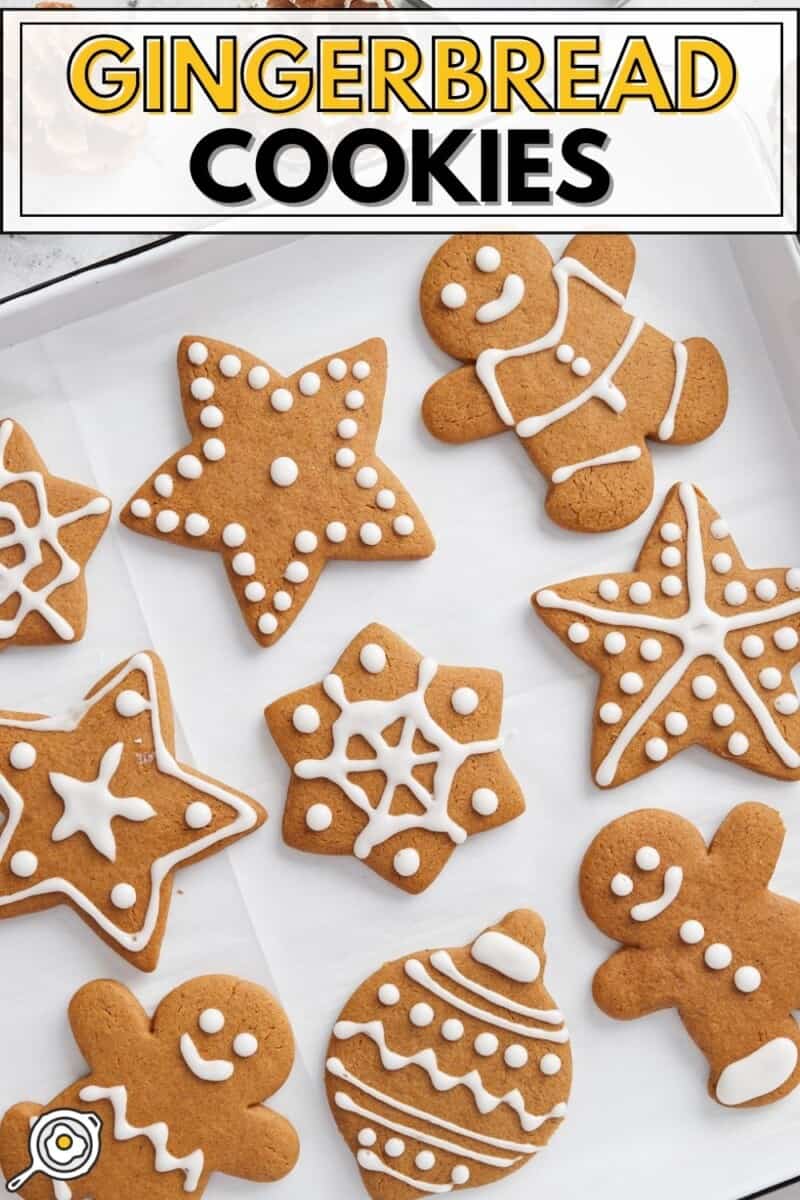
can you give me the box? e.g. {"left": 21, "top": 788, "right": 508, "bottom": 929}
{"left": 0, "top": 232, "right": 799, "bottom": 1200}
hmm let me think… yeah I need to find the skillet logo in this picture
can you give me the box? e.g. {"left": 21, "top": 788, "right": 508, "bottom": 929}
{"left": 5, "top": 1109, "right": 102, "bottom": 1193}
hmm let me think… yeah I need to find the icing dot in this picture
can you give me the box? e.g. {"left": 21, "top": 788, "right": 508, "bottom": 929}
{"left": 110, "top": 883, "right": 136, "bottom": 910}
{"left": 223, "top": 523, "right": 246, "bottom": 548}
{"left": 233, "top": 1033, "right": 258, "bottom": 1058}
{"left": 665, "top": 711, "right": 688, "bottom": 736}
{"left": 692, "top": 675, "right": 717, "bottom": 700}
{"left": 759, "top": 667, "right": 782, "bottom": 690}
{"left": 640, "top": 638, "right": 662, "bottom": 662}
{"left": 270, "top": 387, "right": 293, "bottom": 412}
{"left": 661, "top": 523, "right": 682, "bottom": 543}
{"left": 410, "top": 1003, "right": 434, "bottom": 1028}
{"left": 661, "top": 575, "right": 682, "bottom": 597}
{"left": 130, "top": 499, "right": 151, "bottom": 518}
{"left": 115, "top": 691, "right": 147, "bottom": 719}
{"left": 385, "top": 1139, "right": 404, "bottom": 1159}
{"left": 598, "top": 579, "right": 619, "bottom": 601}
{"left": 776, "top": 693, "right": 800, "bottom": 715}
{"left": 451, "top": 687, "right": 478, "bottom": 715}
{"left": 620, "top": 672, "right": 643, "bottom": 695}
{"left": 356, "top": 467, "right": 378, "bottom": 489}
{"left": 203, "top": 438, "right": 225, "bottom": 461}
{"left": 645, "top": 737, "right": 668, "bottom": 763}
{"left": 712, "top": 553, "right": 732, "bottom": 574}
{"left": 704, "top": 943, "right": 732, "bottom": 970}
{"left": 353, "top": 361, "right": 371, "bottom": 380}
{"left": 10, "top": 850, "right": 37, "bottom": 878}
{"left": 611, "top": 872, "right": 633, "bottom": 896}
{"left": 568, "top": 622, "right": 590, "bottom": 644}
{"left": 604, "top": 632, "right": 626, "bottom": 655}
{"left": 154, "top": 473, "right": 173, "bottom": 498}
{"left": 378, "top": 984, "right": 400, "bottom": 1006}
{"left": 741, "top": 635, "right": 764, "bottom": 658}
{"left": 338, "top": 418, "right": 358, "bottom": 440}
{"left": 734, "top": 966, "right": 761, "bottom": 994}
{"left": 273, "top": 591, "right": 292, "bottom": 612}
{"left": 358, "top": 1129, "right": 376, "bottom": 1147}
{"left": 258, "top": 613, "right": 278, "bottom": 635}
{"left": 504, "top": 1045, "right": 528, "bottom": 1069}
{"left": 326, "top": 522, "right": 347, "bottom": 543}
{"left": 187, "top": 341, "right": 208, "bottom": 365}
{"left": 284, "top": 561, "right": 309, "bottom": 584}
{"left": 360, "top": 643, "right": 387, "bottom": 674}
{"left": 636, "top": 846, "right": 660, "bottom": 871}
{"left": 724, "top": 581, "right": 747, "bottom": 606}
{"left": 295, "top": 530, "right": 317, "bottom": 553}
{"left": 335, "top": 448, "right": 356, "bottom": 469}
{"left": 232, "top": 552, "right": 255, "bottom": 576}
{"left": 599, "top": 702, "right": 622, "bottom": 725}
{"left": 156, "top": 510, "right": 179, "bottom": 533}
{"left": 394, "top": 848, "right": 420, "bottom": 878}
{"left": 474, "top": 1033, "right": 499, "bottom": 1057}
{"left": 442, "top": 1019, "right": 464, "bottom": 1041}
{"left": 775, "top": 627, "right": 799, "bottom": 651}
{"left": 185, "top": 513, "right": 209, "bottom": 537}
{"left": 451, "top": 1166, "right": 470, "bottom": 1185}
{"left": 360, "top": 522, "right": 382, "bottom": 546}
{"left": 416, "top": 1151, "right": 436, "bottom": 1171}
{"left": 219, "top": 354, "right": 241, "bottom": 378}
{"left": 471, "top": 788, "right": 498, "bottom": 815}
{"left": 200, "top": 405, "right": 223, "bottom": 429}
{"left": 661, "top": 546, "right": 681, "bottom": 568}
{"left": 393, "top": 515, "right": 415, "bottom": 537}
{"left": 555, "top": 343, "right": 575, "bottom": 364}
{"left": 680, "top": 919, "right": 704, "bottom": 944}
{"left": 327, "top": 358, "right": 347, "bottom": 380}
{"left": 629, "top": 581, "right": 652, "bottom": 605}
{"left": 305, "top": 803, "right": 332, "bottom": 831}
{"left": 539, "top": 1053, "right": 562, "bottom": 1075}
{"left": 9, "top": 742, "right": 36, "bottom": 769}
{"left": 571, "top": 356, "right": 591, "bottom": 377}
{"left": 245, "top": 581, "right": 266, "bottom": 603}
{"left": 247, "top": 365, "right": 269, "bottom": 390}
{"left": 345, "top": 390, "right": 365, "bottom": 410}
{"left": 270, "top": 456, "right": 298, "bottom": 486}
{"left": 376, "top": 489, "right": 395, "bottom": 510}
{"left": 299, "top": 371, "right": 320, "bottom": 396}
{"left": 185, "top": 801, "right": 212, "bottom": 829}
{"left": 441, "top": 283, "right": 467, "bottom": 308}
{"left": 713, "top": 703, "right": 735, "bottom": 727}
{"left": 199, "top": 1008, "right": 225, "bottom": 1034}
{"left": 476, "top": 245, "right": 501, "bottom": 272}
{"left": 728, "top": 731, "right": 749, "bottom": 756}
{"left": 756, "top": 578, "right": 778, "bottom": 601}
{"left": 190, "top": 377, "right": 214, "bottom": 401}
{"left": 710, "top": 518, "right": 729, "bottom": 539}
{"left": 786, "top": 568, "right": 800, "bottom": 591}
{"left": 293, "top": 704, "right": 320, "bottom": 734}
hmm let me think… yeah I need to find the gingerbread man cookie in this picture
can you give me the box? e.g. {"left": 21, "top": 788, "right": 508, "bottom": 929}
{"left": 326, "top": 909, "right": 570, "bottom": 1198}
{"left": 533, "top": 481, "right": 800, "bottom": 787}
{"left": 420, "top": 234, "right": 728, "bottom": 532}
{"left": 121, "top": 337, "right": 434, "bottom": 647}
{"left": 0, "top": 419, "right": 110, "bottom": 647}
{"left": 0, "top": 651, "right": 264, "bottom": 969}
{"left": 265, "top": 623, "right": 524, "bottom": 893}
{"left": 0, "top": 974, "right": 299, "bottom": 1198}
{"left": 581, "top": 803, "right": 800, "bottom": 1108}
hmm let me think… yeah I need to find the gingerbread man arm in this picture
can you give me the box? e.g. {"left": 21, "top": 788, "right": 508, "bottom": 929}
{"left": 422, "top": 363, "right": 509, "bottom": 444}
{"left": 709, "top": 802, "right": 785, "bottom": 890}
{"left": 562, "top": 234, "right": 636, "bottom": 299}
{"left": 213, "top": 1106, "right": 300, "bottom": 1182}
{"left": 593, "top": 947, "right": 676, "bottom": 1018}
{"left": 68, "top": 980, "right": 151, "bottom": 1071}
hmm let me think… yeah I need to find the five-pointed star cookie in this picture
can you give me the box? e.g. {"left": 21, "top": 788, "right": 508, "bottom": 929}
{"left": 266, "top": 623, "right": 525, "bottom": 893}
{"left": 533, "top": 482, "right": 800, "bottom": 787}
{"left": 0, "top": 651, "right": 264, "bottom": 969}
{"left": 0, "top": 418, "right": 110, "bottom": 647}
{"left": 121, "top": 337, "right": 435, "bottom": 647}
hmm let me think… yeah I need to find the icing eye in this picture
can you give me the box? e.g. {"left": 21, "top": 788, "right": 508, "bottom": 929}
{"left": 610, "top": 873, "right": 633, "bottom": 896}
{"left": 233, "top": 1032, "right": 259, "bottom": 1058}
{"left": 635, "top": 846, "right": 660, "bottom": 871}
{"left": 198, "top": 1008, "right": 225, "bottom": 1035}
{"left": 440, "top": 283, "right": 467, "bottom": 310}
{"left": 475, "top": 245, "right": 501, "bottom": 273}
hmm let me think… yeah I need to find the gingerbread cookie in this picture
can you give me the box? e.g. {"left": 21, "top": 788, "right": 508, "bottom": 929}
{"left": 581, "top": 803, "right": 800, "bottom": 1108}
{"left": 121, "top": 337, "right": 434, "bottom": 647}
{"left": 420, "top": 234, "right": 728, "bottom": 532}
{"left": 0, "top": 419, "right": 110, "bottom": 647}
{"left": 265, "top": 623, "right": 524, "bottom": 893}
{"left": 326, "top": 909, "right": 570, "bottom": 1198}
{"left": 0, "top": 974, "right": 299, "bottom": 1197}
{"left": 533, "top": 481, "right": 800, "bottom": 787}
{"left": 0, "top": 651, "right": 264, "bottom": 970}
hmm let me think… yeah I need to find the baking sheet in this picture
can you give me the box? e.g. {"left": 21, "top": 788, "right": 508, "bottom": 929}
{"left": 0, "top": 233, "right": 800, "bottom": 1199}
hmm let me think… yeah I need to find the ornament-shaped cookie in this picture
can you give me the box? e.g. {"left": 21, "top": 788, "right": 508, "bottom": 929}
{"left": 420, "top": 234, "right": 727, "bottom": 532}
{"left": 533, "top": 481, "right": 800, "bottom": 787}
{"left": 0, "top": 974, "right": 299, "bottom": 1197}
{"left": 326, "top": 909, "right": 570, "bottom": 1198}
{"left": 265, "top": 623, "right": 524, "bottom": 893}
{"left": 581, "top": 803, "right": 800, "bottom": 1107}
{"left": 121, "top": 337, "right": 434, "bottom": 647}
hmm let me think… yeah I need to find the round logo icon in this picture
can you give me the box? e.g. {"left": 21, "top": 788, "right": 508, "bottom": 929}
{"left": 6, "top": 1108, "right": 102, "bottom": 1192}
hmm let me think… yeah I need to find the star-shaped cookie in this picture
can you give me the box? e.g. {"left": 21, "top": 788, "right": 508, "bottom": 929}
{"left": 266, "top": 623, "right": 525, "bottom": 892}
{"left": 0, "top": 418, "right": 110, "bottom": 647}
{"left": 121, "top": 337, "right": 435, "bottom": 647}
{"left": 533, "top": 482, "right": 800, "bottom": 787}
{"left": 0, "top": 651, "right": 264, "bottom": 969}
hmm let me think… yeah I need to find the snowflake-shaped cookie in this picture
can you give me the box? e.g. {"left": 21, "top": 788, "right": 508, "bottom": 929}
{"left": 265, "top": 624, "right": 525, "bottom": 892}
{"left": 534, "top": 482, "right": 800, "bottom": 787}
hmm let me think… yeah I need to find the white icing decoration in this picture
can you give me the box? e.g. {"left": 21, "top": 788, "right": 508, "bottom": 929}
{"left": 185, "top": 801, "right": 212, "bottom": 829}
{"left": 273, "top": 591, "right": 292, "bottom": 612}
{"left": 187, "top": 342, "right": 208, "bottom": 365}
{"left": 474, "top": 1032, "right": 499, "bottom": 1056}
{"left": 377, "top": 489, "right": 395, "bottom": 510}
{"left": 360, "top": 522, "right": 382, "bottom": 546}
{"left": 710, "top": 519, "right": 729, "bottom": 539}
{"left": 476, "top": 274, "right": 525, "bottom": 324}
{"left": 571, "top": 356, "right": 591, "bottom": 377}
{"left": 641, "top": 638, "right": 662, "bottom": 662}
{"left": 115, "top": 690, "right": 149, "bottom": 719}
{"left": 199, "top": 1008, "right": 224, "bottom": 1034}
{"left": 661, "top": 575, "right": 683, "bottom": 597}
{"left": 713, "top": 703, "right": 735, "bottom": 727}
{"left": 416, "top": 1151, "right": 436, "bottom": 1171}
{"left": 452, "top": 1167, "right": 470, "bottom": 1184}
{"left": 760, "top": 667, "right": 783, "bottom": 690}
{"left": 305, "top": 803, "right": 332, "bottom": 832}
{"left": 345, "top": 390, "right": 365, "bottom": 410}
{"left": 270, "top": 457, "right": 298, "bottom": 486}
{"left": 679, "top": 919, "right": 704, "bottom": 944}
{"left": 258, "top": 613, "right": 278, "bottom": 635}
{"left": 552, "top": 444, "right": 640, "bottom": 486}
{"left": 184, "top": 513, "right": 209, "bottom": 537}
{"left": 429, "top": 951, "right": 563, "bottom": 1024}
{"left": 299, "top": 371, "right": 320, "bottom": 396}
{"left": 476, "top": 245, "right": 501, "bottom": 272}
{"left": 661, "top": 546, "right": 681, "bottom": 568}
{"left": 394, "top": 847, "right": 420, "bottom": 877}
{"left": 354, "top": 362, "right": 370, "bottom": 382}
{"left": 270, "top": 387, "right": 293, "bottom": 412}
{"left": 190, "top": 377, "right": 214, "bottom": 402}
{"left": 356, "top": 467, "right": 378, "bottom": 489}
{"left": 442, "top": 1019, "right": 464, "bottom": 1041}
{"left": 378, "top": 984, "right": 400, "bottom": 1006}
{"left": 635, "top": 845, "right": 660, "bottom": 870}
{"left": 326, "top": 522, "right": 347, "bottom": 543}
{"left": 338, "top": 418, "right": 358, "bottom": 440}
{"left": 222, "top": 523, "right": 246, "bottom": 547}
{"left": 604, "top": 632, "right": 626, "bottom": 655}
{"left": 441, "top": 283, "right": 466, "bottom": 310}
{"left": 292, "top": 704, "right": 320, "bottom": 734}
{"left": 335, "top": 448, "right": 356, "bottom": 468}
{"left": 734, "top": 965, "right": 761, "bottom": 993}
{"left": 394, "top": 515, "right": 414, "bottom": 536}
{"left": 295, "top": 530, "right": 317, "bottom": 553}
{"left": 180, "top": 1033, "right": 234, "bottom": 1082}
{"left": 130, "top": 499, "right": 151, "bottom": 518}
{"left": 110, "top": 883, "right": 136, "bottom": 910}
{"left": 728, "top": 731, "right": 749, "bottom": 755}
{"left": 9, "top": 742, "right": 36, "bottom": 769}
{"left": 360, "top": 643, "right": 387, "bottom": 674}
{"left": 598, "top": 579, "right": 619, "bottom": 601}
{"left": 620, "top": 673, "right": 643, "bottom": 695}
{"left": 359, "top": 1129, "right": 377, "bottom": 1147}
{"left": 599, "top": 703, "right": 622, "bottom": 725}
{"left": 202, "top": 438, "right": 225, "bottom": 461}
{"left": 177, "top": 454, "right": 202, "bottom": 480}
{"left": 50, "top": 743, "right": 156, "bottom": 862}
{"left": 471, "top": 930, "right": 540, "bottom": 983}
{"left": 712, "top": 553, "right": 732, "bottom": 574}
{"left": 155, "top": 510, "right": 179, "bottom": 534}
{"left": 232, "top": 552, "right": 255, "bottom": 576}
{"left": 539, "top": 1053, "right": 561, "bottom": 1076}
{"left": 556, "top": 344, "right": 574, "bottom": 364}
{"left": 385, "top": 1138, "right": 404, "bottom": 1157}
{"left": 504, "top": 1045, "right": 528, "bottom": 1069}
{"left": 742, "top": 635, "right": 764, "bottom": 658}
{"left": 724, "top": 581, "right": 748, "bottom": 606}
{"left": 233, "top": 1032, "right": 258, "bottom": 1058}
{"left": 665, "top": 711, "right": 688, "bottom": 736}
{"left": 645, "top": 737, "right": 667, "bottom": 762}
{"left": 451, "top": 686, "right": 478, "bottom": 715}
{"left": 629, "top": 581, "right": 651, "bottom": 605}
{"left": 471, "top": 787, "right": 498, "bottom": 815}
{"left": 775, "top": 627, "right": 799, "bottom": 651}
{"left": 657, "top": 341, "right": 688, "bottom": 441}
{"left": 661, "top": 523, "right": 682, "bottom": 542}
{"left": 630, "top": 866, "right": 683, "bottom": 921}
{"left": 776, "top": 694, "right": 800, "bottom": 715}
{"left": 219, "top": 354, "right": 240, "bottom": 377}
{"left": 611, "top": 873, "right": 633, "bottom": 896}
{"left": 284, "top": 561, "right": 309, "bottom": 583}
{"left": 716, "top": 1038, "right": 798, "bottom": 1106}
{"left": 79, "top": 1085, "right": 203, "bottom": 1190}
{"left": 704, "top": 942, "right": 732, "bottom": 969}
{"left": 410, "top": 1003, "right": 434, "bottom": 1028}
{"left": 786, "top": 568, "right": 800, "bottom": 590}
{"left": 10, "top": 850, "right": 37, "bottom": 877}
{"left": 327, "top": 358, "right": 347, "bottom": 380}
{"left": 692, "top": 675, "right": 717, "bottom": 700}
{"left": 247, "top": 365, "right": 269, "bottom": 390}
{"left": 356, "top": 1147, "right": 454, "bottom": 1194}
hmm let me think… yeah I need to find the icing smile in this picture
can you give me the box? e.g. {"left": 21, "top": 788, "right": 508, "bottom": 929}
{"left": 476, "top": 274, "right": 525, "bottom": 325}
{"left": 630, "top": 865, "right": 684, "bottom": 923}
{"left": 180, "top": 1034, "right": 234, "bottom": 1083}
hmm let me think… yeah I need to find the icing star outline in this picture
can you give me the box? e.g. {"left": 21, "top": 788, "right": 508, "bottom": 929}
{"left": 533, "top": 482, "right": 800, "bottom": 787}
{"left": 121, "top": 337, "right": 435, "bottom": 647}
{"left": 0, "top": 651, "right": 264, "bottom": 969}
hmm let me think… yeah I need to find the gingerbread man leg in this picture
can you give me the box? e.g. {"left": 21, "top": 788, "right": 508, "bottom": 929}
{"left": 688, "top": 1009, "right": 800, "bottom": 1108}
{"left": 543, "top": 440, "right": 653, "bottom": 532}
